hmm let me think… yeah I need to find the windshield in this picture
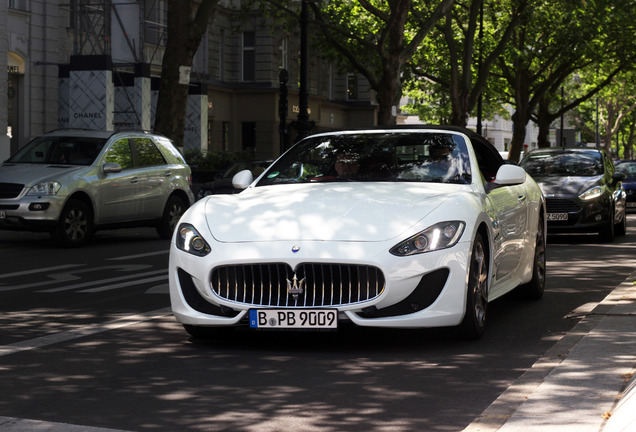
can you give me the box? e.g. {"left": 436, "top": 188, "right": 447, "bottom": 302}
{"left": 615, "top": 162, "right": 636, "bottom": 179}
{"left": 7, "top": 136, "right": 107, "bottom": 166}
{"left": 257, "top": 132, "right": 472, "bottom": 186}
{"left": 519, "top": 151, "right": 603, "bottom": 177}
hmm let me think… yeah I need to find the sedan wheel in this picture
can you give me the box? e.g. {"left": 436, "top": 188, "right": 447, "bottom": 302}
{"left": 459, "top": 233, "right": 489, "bottom": 339}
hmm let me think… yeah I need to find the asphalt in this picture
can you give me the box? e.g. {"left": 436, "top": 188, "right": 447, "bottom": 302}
{"left": 1, "top": 270, "right": 634, "bottom": 432}
{"left": 464, "top": 268, "right": 636, "bottom": 432}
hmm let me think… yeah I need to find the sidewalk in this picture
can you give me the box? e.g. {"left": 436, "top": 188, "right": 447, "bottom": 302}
{"left": 464, "top": 270, "right": 636, "bottom": 432}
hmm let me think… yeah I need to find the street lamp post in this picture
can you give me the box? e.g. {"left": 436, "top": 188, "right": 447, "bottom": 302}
{"left": 291, "top": 0, "right": 314, "bottom": 143}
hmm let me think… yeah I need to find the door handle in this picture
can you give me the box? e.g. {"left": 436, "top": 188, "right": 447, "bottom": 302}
{"left": 130, "top": 177, "right": 139, "bottom": 183}
{"left": 518, "top": 195, "right": 526, "bottom": 203}
{"left": 163, "top": 171, "right": 172, "bottom": 177}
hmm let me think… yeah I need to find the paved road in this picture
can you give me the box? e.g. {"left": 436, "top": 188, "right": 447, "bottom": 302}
{"left": 0, "top": 216, "right": 634, "bottom": 431}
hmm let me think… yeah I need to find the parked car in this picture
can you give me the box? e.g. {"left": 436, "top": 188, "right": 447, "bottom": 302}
{"left": 193, "top": 159, "right": 273, "bottom": 200}
{"left": 169, "top": 126, "right": 546, "bottom": 340}
{"left": 519, "top": 147, "right": 626, "bottom": 241}
{"left": 615, "top": 160, "right": 636, "bottom": 212}
{"left": 0, "top": 129, "right": 194, "bottom": 247}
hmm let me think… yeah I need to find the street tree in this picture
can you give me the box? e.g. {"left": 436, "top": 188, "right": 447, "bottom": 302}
{"left": 405, "top": 0, "right": 529, "bottom": 128}
{"left": 252, "top": 0, "right": 454, "bottom": 126}
{"left": 154, "top": 0, "right": 219, "bottom": 148}
{"left": 496, "top": 0, "right": 635, "bottom": 162}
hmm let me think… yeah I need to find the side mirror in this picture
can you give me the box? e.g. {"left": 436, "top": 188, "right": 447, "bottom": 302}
{"left": 232, "top": 169, "right": 254, "bottom": 190}
{"left": 494, "top": 164, "right": 526, "bottom": 186}
{"left": 613, "top": 172, "right": 626, "bottom": 183}
{"left": 102, "top": 162, "right": 122, "bottom": 174}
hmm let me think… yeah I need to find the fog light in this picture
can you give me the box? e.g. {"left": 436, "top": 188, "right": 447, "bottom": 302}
{"left": 29, "top": 203, "right": 50, "bottom": 211}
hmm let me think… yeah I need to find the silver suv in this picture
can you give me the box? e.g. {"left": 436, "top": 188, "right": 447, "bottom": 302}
{"left": 0, "top": 129, "right": 194, "bottom": 247}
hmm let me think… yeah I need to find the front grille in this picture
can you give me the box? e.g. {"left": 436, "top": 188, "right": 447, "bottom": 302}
{"left": 546, "top": 198, "right": 581, "bottom": 213}
{"left": 211, "top": 263, "right": 385, "bottom": 307}
{"left": 0, "top": 183, "right": 25, "bottom": 199}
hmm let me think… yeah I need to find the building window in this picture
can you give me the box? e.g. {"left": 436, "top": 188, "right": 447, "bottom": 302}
{"left": 242, "top": 122, "right": 256, "bottom": 153}
{"left": 242, "top": 31, "right": 255, "bottom": 82}
{"left": 8, "top": 0, "right": 30, "bottom": 12}
{"left": 347, "top": 73, "right": 358, "bottom": 101}
{"left": 219, "top": 29, "right": 225, "bottom": 81}
{"left": 222, "top": 122, "right": 229, "bottom": 152}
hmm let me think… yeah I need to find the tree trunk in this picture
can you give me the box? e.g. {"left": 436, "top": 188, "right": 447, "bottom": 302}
{"left": 154, "top": 0, "right": 217, "bottom": 148}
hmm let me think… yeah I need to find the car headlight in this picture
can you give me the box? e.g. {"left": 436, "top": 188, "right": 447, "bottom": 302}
{"left": 176, "top": 223, "right": 211, "bottom": 256}
{"left": 579, "top": 185, "right": 604, "bottom": 201}
{"left": 27, "top": 182, "right": 61, "bottom": 196}
{"left": 390, "top": 221, "right": 465, "bottom": 256}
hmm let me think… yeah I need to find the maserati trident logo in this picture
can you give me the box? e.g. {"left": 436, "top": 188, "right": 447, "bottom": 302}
{"left": 286, "top": 273, "right": 305, "bottom": 300}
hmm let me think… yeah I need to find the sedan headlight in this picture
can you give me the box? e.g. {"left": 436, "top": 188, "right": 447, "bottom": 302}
{"left": 579, "top": 185, "right": 604, "bottom": 201}
{"left": 176, "top": 223, "right": 211, "bottom": 256}
{"left": 27, "top": 182, "right": 61, "bottom": 196}
{"left": 390, "top": 221, "right": 465, "bottom": 256}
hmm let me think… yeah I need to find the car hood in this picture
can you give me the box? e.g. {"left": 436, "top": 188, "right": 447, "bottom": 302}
{"left": 0, "top": 163, "right": 84, "bottom": 186}
{"left": 533, "top": 175, "right": 602, "bottom": 196}
{"left": 203, "top": 183, "right": 457, "bottom": 242}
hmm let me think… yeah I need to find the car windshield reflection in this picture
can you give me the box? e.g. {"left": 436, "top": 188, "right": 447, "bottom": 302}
{"left": 520, "top": 151, "right": 603, "bottom": 177}
{"left": 257, "top": 132, "right": 472, "bottom": 186}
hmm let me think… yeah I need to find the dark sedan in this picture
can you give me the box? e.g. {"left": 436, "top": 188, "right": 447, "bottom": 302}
{"left": 615, "top": 160, "right": 636, "bottom": 212}
{"left": 519, "top": 148, "right": 626, "bottom": 241}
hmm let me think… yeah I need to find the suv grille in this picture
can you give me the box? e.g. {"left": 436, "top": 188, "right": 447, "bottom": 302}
{"left": 0, "top": 183, "right": 25, "bottom": 199}
{"left": 211, "top": 263, "right": 385, "bottom": 307}
{"left": 546, "top": 198, "right": 581, "bottom": 213}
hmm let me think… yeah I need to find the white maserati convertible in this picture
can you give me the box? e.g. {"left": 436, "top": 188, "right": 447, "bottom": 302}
{"left": 169, "top": 126, "right": 546, "bottom": 339}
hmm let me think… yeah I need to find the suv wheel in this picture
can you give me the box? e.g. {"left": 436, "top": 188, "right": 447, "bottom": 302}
{"left": 52, "top": 199, "right": 93, "bottom": 247}
{"left": 157, "top": 195, "right": 187, "bottom": 239}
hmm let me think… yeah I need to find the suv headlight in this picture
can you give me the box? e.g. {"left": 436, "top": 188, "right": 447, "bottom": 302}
{"left": 27, "top": 182, "right": 61, "bottom": 196}
{"left": 176, "top": 223, "right": 211, "bottom": 256}
{"left": 579, "top": 185, "right": 604, "bottom": 201}
{"left": 390, "top": 221, "right": 465, "bottom": 256}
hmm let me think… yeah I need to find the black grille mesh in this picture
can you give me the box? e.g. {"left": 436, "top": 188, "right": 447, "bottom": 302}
{"left": 0, "top": 183, "right": 25, "bottom": 199}
{"left": 211, "top": 263, "right": 385, "bottom": 307}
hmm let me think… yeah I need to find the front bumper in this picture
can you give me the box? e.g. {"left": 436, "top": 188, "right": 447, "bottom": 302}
{"left": 545, "top": 196, "right": 611, "bottom": 233}
{"left": 169, "top": 239, "right": 473, "bottom": 330}
{"left": 0, "top": 196, "right": 65, "bottom": 231}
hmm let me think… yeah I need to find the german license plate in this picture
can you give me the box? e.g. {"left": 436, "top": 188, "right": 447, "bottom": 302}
{"left": 547, "top": 213, "right": 568, "bottom": 221}
{"left": 249, "top": 309, "right": 338, "bottom": 329}
{"left": 0, "top": 210, "right": 5, "bottom": 220}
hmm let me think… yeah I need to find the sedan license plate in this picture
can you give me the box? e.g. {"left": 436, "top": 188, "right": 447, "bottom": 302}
{"left": 0, "top": 210, "right": 5, "bottom": 220}
{"left": 249, "top": 309, "right": 338, "bottom": 329}
{"left": 547, "top": 212, "right": 568, "bottom": 221}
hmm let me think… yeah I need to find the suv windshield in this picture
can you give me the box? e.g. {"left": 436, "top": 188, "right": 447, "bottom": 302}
{"left": 7, "top": 136, "right": 107, "bottom": 166}
{"left": 520, "top": 151, "right": 603, "bottom": 177}
{"left": 257, "top": 132, "right": 472, "bottom": 186}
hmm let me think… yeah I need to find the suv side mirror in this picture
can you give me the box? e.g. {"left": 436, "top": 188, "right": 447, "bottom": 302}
{"left": 103, "top": 162, "right": 122, "bottom": 174}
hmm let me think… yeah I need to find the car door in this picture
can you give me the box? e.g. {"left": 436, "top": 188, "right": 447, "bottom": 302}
{"left": 486, "top": 179, "right": 530, "bottom": 293}
{"left": 97, "top": 138, "right": 143, "bottom": 223}
{"left": 131, "top": 137, "right": 170, "bottom": 220}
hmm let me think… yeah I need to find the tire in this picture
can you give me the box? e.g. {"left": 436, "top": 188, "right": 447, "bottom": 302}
{"left": 615, "top": 208, "right": 627, "bottom": 237}
{"left": 51, "top": 199, "right": 93, "bottom": 247}
{"left": 458, "top": 232, "right": 489, "bottom": 340}
{"left": 519, "top": 214, "right": 546, "bottom": 299}
{"left": 157, "top": 195, "right": 187, "bottom": 239}
{"left": 183, "top": 324, "right": 236, "bottom": 340}
{"left": 599, "top": 208, "right": 615, "bottom": 242}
